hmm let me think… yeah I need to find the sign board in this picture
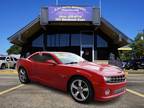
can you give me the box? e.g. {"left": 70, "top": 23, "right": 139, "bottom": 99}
{"left": 40, "top": 6, "right": 100, "bottom": 25}
{"left": 48, "top": 6, "right": 92, "bottom": 21}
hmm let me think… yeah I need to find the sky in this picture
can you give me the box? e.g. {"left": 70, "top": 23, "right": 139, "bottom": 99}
{"left": 0, "top": 0, "right": 144, "bottom": 54}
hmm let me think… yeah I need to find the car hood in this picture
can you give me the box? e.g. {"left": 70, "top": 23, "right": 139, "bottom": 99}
{"left": 69, "top": 62, "right": 124, "bottom": 76}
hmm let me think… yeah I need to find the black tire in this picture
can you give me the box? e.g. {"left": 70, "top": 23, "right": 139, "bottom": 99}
{"left": 125, "top": 67, "right": 130, "bottom": 70}
{"left": 13, "top": 64, "right": 16, "bottom": 69}
{"left": 18, "top": 68, "right": 30, "bottom": 84}
{"left": 132, "top": 66, "right": 138, "bottom": 70}
{"left": 1, "top": 64, "right": 6, "bottom": 69}
{"left": 125, "top": 64, "right": 130, "bottom": 70}
{"left": 69, "top": 76, "right": 93, "bottom": 103}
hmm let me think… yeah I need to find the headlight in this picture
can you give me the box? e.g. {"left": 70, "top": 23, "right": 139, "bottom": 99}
{"left": 104, "top": 76, "right": 111, "bottom": 82}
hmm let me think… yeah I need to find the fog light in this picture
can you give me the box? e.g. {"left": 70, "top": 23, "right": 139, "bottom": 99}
{"left": 105, "top": 89, "right": 110, "bottom": 95}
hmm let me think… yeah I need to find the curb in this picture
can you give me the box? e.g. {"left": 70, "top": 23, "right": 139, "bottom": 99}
{"left": 127, "top": 72, "right": 144, "bottom": 74}
{"left": 126, "top": 69, "right": 144, "bottom": 74}
{"left": 0, "top": 70, "right": 17, "bottom": 74}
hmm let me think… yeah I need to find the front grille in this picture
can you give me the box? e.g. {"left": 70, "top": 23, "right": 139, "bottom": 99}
{"left": 107, "top": 75, "right": 126, "bottom": 83}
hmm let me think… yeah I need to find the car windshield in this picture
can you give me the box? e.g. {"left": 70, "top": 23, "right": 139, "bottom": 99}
{"left": 54, "top": 52, "right": 85, "bottom": 64}
{"left": 0, "top": 57, "right": 6, "bottom": 60}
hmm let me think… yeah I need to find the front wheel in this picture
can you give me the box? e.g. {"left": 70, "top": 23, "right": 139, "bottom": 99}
{"left": 18, "top": 68, "right": 30, "bottom": 84}
{"left": 69, "top": 77, "right": 93, "bottom": 103}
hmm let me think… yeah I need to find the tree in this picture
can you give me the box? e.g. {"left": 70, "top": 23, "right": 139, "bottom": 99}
{"left": 119, "top": 32, "right": 144, "bottom": 61}
{"left": 130, "top": 33, "right": 144, "bottom": 58}
{"left": 135, "top": 32, "right": 144, "bottom": 41}
{"left": 119, "top": 50, "right": 132, "bottom": 61}
{"left": 7, "top": 45, "right": 21, "bottom": 55}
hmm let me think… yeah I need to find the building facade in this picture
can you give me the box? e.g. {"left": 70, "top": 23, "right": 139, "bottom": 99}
{"left": 8, "top": 6, "right": 132, "bottom": 61}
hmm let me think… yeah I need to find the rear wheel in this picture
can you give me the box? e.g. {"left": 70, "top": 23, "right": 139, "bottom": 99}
{"left": 18, "top": 68, "right": 30, "bottom": 84}
{"left": 69, "top": 77, "right": 93, "bottom": 103}
{"left": 13, "top": 64, "right": 16, "bottom": 69}
{"left": 1, "top": 64, "right": 6, "bottom": 69}
{"left": 132, "top": 66, "right": 138, "bottom": 70}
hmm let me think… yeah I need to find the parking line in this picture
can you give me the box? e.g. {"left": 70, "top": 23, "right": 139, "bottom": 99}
{"left": 126, "top": 89, "right": 144, "bottom": 98}
{"left": 0, "top": 84, "right": 24, "bottom": 96}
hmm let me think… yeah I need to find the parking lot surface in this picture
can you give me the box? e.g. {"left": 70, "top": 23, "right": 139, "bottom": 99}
{"left": 127, "top": 74, "right": 144, "bottom": 94}
{"left": 0, "top": 74, "right": 20, "bottom": 92}
{"left": 0, "top": 70, "right": 144, "bottom": 108}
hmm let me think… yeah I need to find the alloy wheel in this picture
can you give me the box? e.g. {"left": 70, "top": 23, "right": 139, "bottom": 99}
{"left": 70, "top": 79, "right": 89, "bottom": 102}
{"left": 19, "top": 68, "right": 27, "bottom": 83}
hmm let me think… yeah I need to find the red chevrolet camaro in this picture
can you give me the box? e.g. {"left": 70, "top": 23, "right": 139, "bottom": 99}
{"left": 17, "top": 51, "right": 126, "bottom": 103}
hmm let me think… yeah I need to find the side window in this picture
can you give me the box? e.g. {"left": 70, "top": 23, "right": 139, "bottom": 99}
{"left": 14, "top": 58, "right": 18, "bottom": 61}
{"left": 30, "top": 54, "right": 42, "bottom": 62}
{"left": 10, "top": 57, "right": 13, "bottom": 61}
{"left": 41, "top": 54, "right": 54, "bottom": 62}
{"left": 30, "top": 53, "right": 55, "bottom": 63}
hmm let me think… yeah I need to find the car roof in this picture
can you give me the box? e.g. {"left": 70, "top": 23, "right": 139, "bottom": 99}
{"left": 27, "top": 51, "right": 74, "bottom": 59}
{"left": 37, "top": 51, "right": 73, "bottom": 55}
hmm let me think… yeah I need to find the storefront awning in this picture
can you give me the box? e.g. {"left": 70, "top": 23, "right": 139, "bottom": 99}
{"left": 118, "top": 45, "right": 132, "bottom": 51}
{"left": 118, "top": 47, "right": 132, "bottom": 51}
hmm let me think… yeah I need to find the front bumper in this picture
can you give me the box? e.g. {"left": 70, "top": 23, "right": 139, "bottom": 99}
{"left": 94, "top": 81, "right": 127, "bottom": 101}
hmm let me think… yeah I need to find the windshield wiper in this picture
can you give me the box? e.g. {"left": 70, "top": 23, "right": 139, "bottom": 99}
{"left": 65, "top": 62, "right": 78, "bottom": 64}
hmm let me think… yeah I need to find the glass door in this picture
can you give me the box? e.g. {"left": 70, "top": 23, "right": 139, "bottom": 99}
{"left": 80, "top": 31, "right": 94, "bottom": 62}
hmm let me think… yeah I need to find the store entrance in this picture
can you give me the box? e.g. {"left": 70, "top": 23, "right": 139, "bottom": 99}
{"left": 81, "top": 46, "right": 93, "bottom": 61}
{"left": 80, "top": 31, "right": 94, "bottom": 61}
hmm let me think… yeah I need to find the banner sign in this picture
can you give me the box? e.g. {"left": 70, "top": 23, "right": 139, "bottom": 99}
{"left": 48, "top": 6, "right": 92, "bottom": 21}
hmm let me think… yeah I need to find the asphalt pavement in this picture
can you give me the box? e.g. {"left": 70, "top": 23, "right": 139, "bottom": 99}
{"left": 0, "top": 71, "right": 144, "bottom": 108}
{"left": 127, "top": 74, "right": 144, "bottom": 94}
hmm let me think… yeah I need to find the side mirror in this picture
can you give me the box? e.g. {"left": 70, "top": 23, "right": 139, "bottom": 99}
{"left": 46, "top": 60, "right": 57, "bottom": 65}
{"left": 6, "top": 58, "right": 10, "bottom": 62}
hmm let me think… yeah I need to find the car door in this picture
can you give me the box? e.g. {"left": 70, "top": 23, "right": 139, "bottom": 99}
{"left": 29, "top": 53, "right": 60, "bottom": 86}
{"left": 10, "top": 57, "right": 15, "bottom": 67}
{"left": 6, "top": 57, "right": 12, "bottom": 68}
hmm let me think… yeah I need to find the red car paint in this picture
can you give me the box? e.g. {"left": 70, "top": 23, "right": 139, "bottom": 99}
{"left": 17, "top": 52, "right": 126, "bottom": 101}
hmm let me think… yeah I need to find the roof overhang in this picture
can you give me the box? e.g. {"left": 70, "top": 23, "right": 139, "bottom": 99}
{"left": 99, "top": 18, "right": 133, "bottom": 47}
{"left": 8, "top": 17, "right": 41, "bottom": 46}
{"left": 8, "top": 16, "right": 133, "bottom": 47}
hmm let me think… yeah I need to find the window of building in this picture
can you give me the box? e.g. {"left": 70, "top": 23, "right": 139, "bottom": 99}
{"left": 47, "top": 33, "right": 70, "bottom": 47}
{"left": 81, "top": 32, "right": 93, "bottom": 45}
{"left": 71, "top": 34, "right": 80, "bottom": 46}
{"left": 97, "top": 35, "right": 108, "bottom": 48}
{"left": 47, "top": 34, "right": 56, "bottom": 47}
{"left": 55, "top": 34, "right": 60, "bottom": 47}
{"left": 59, "top": 34, "right": 69, "bottom": 47}
{"left": 32, "top": 35, "right": 43, "bottom": 47}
